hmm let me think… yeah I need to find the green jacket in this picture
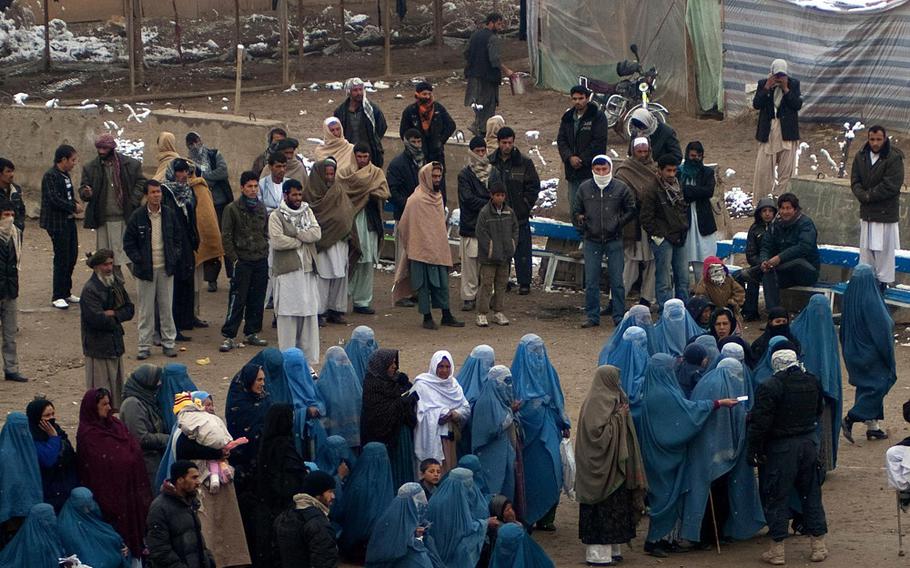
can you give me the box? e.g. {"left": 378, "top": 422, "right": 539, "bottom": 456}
{"left": 221, "top": 200, "right": 268, "bottom": 263}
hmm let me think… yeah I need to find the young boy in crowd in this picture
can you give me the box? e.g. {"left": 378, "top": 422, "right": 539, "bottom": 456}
{"left": 474, "top": 182, "right": 518, "bottom": 327}
{"left": 419, "top": 458, "right": 442, "bottom": 500}
{"left": 737, "top": 197, "right": 777, "bottom": 321}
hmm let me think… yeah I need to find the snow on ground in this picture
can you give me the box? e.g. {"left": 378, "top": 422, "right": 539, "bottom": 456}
{"left": 725, "top": 187, "right": 753, "bottom": 218}
{"left": 533, "top": 178, "right": 559, "bottom": 213}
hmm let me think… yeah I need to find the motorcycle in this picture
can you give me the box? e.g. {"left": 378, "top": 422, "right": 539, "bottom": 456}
{"left": 578, "top": 43, "right": 669, "bottom": 140}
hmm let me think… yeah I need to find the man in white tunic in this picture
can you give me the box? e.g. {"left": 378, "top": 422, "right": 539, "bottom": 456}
{"left": 752, "top": 59, "right": 802, "bottom": 201}
{"left": 615, "top": 137, "right": 658, "bottom": 308}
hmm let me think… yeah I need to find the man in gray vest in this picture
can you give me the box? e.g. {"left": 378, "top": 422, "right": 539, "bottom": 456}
{"left": 464, "top": 13, "right": 513, "bottom": 137}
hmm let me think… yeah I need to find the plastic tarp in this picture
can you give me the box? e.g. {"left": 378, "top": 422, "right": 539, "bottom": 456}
{"left": 783, "top": 0, "right": 909, "bottom": 13}
{"left": 528, "top": 0, "right": 689, "bottom": 109}
{"left": 723, "top": 0, "right": 910, "bottom": 131}
{"left": 686, "top": 0, "right": 725, "bottom": 112}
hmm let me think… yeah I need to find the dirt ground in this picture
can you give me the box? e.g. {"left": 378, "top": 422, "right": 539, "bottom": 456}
{"left": 2, "top": 15, "right": 910, "bottom": 568}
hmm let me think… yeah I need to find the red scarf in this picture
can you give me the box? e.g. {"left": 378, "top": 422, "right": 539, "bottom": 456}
{"left": 417, "top": 95, "right": 435, "bottom": 132}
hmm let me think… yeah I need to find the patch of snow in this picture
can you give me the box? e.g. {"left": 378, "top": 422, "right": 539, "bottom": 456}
{"left": 45, "top": 98, "right": 59, "bottom": 108}
{"left": 284, "top": 84, "right": 299, "bottom": 93}
{"left": 533, "top": 178, "right": 559, "bottom": 212}
{"left": 724, "top": 187, "right": 753, "bottom": 218}
{"left": 12, "top": 93, "right": 28, "bottom": 105}
{"left": 724, "top": 168, "right": 736, "bottom": 178}
{"left": 609, "top": 149, "right": 619, "bottom": 158}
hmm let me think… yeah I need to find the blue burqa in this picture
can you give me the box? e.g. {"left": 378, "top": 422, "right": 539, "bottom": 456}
{"left": 457, "top": 454, "right": 492, "bottom": 503}
{"left": 604, "top": 326, "right": 650, "bottom": 404}
{"left": 316, "top": 346, "right": 363, "bottom": 448}
{"left": 317, "top": 435, "right": 357, "bottom": 529}
{"left": 365, "top": 483, "right": 442, "bottom": 568}
{"left": 0, "top": 412, "right": 43, "bottom": 524}
{"left": 225, "top": 362, "right": 273, "bottom": 480}
{"left": 283, "top": 348, "right": 327, "bottom": 459}
{"left": 457, "top": 345, "right": 496, "bottom": 405}
{"left": 489, "top": 522, "right": 554, "bottom": 568}
{"left": 251, "top": 348, "right": 290, "bottom": 404}
{"left": 751, "top": 335, "right": 788, "bottom": 389}
{"left": 694, "top": 334, "right": 721, "bottom": 370}
{"left": 632, "top": 353, "right": 715, "bottom": 541}
{"left": 157, "top": 363, "right": 197, "bottom": 431}
{"left": 339, "top": 442, "right": 395, "bottom": 550}
{"left": 510, "top": 334, "right": 569, "bottom": 525}
{"left": 840, "top": 264, "right": 896, "bottom": 422}
{"left": 680, "top": 360, "right": 765, "bottom": 542}
{"left": 653, "top": 299, "right": 704, "bottom": 356}
{"left": 471, "top": 365, "right": 517, "bottom": 500}
{"left": 792, "top": 294, "right": 843, "bottom": 468}
{"left": 599, "top": 304, "right": 656, "bottom": 362}
{"left": 58, "top": 487, "right": 130, "bottom": 568}
{"left": 426, "top": 468, "right": 488, "bottom": 568}
{"left": 345, "top": 325, "right": 379, "bottom": 386}
{"left": 0, "top": 503, "right": 64, "bottom": 568}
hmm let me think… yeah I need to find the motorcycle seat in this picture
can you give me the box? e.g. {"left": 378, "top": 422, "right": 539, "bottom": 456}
{"left": 585, "top": 78, "right": 616, "bottom": 96}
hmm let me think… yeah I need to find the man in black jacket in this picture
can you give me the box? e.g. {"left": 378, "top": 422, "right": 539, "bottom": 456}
{"left": 737, "top": 197, "right": 777, "bottom": 320}
{"left": 0, "top": 158, "right": 26, "bottom": 234}
{"left": 489, "top": 127, "right": 539, "bottom": 295}
{"left": 464, "top": 13, "right": 513, "bottom": 137}
{"left": 274, "top": 470, "right": 339, "bottom": 568}
{"left": 571, "top": 155, "right": 636, "bottom": 327}
{"left": 747, "top": 346, "right": 828, "bottom": 565}
{"left": 851, "top": 125, "right": 904, "bottom": 289}
{"left": 41, "top": 144, "right": 83, "bottom": 309}
{"left": 162, "top": 159, "right": 199, "bottom": 340}
{"left": 334, "top": 78, "right": 388, "bottom": 167}
{"left": 752, "top": 58, "right": 802, "bottom": 201}
{"left": 399, "top": 81, "right": 457, "bottom": 199}
{"left": 458, "top": 136, "right": 492, "bottom": 311}
{"left": 186, "top": 131, "right": 234, "bottom": 288}
{"left": 556, "top": 85, "right": 608, "bottom": 207}
{"left": 146, "top": 460, "right": 215, "bottom": 568}
{"left": 678, "top": 141, "right": 717, "bottom": 280}
{"left": 629, "top": 107, "right": 682, "bottom": 164}
{"left": 124, "top": 180, "right": 183, "bottom": 360}
{"left": 0, "top": 200, "right": 25, "bottom": 382}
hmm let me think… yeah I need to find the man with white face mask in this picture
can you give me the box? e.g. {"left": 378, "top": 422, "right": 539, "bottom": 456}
{"left": 571, "top": 155, "right": 636, "bottom": 328}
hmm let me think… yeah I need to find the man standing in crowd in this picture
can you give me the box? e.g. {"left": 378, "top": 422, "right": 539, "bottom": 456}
{"left": 265, "top": 138, "right": 307, "bottom": 184}
{"left": 0, "top": 158, "right": 26, "bottom": 234}
{"left": 748, "top": 346, "right": 828, "bottom": 565}
{"left": 388, "top": 129, "right": 425, "bottom": 308}
{"left": 274, "top": 471, "right": 339, "bottom": 568}
{"left": 337, "top": 144, "right": 391, "bottom": 315}
{"left": 851, "top": 125, "right": 904, "bottom": 290}
{"left": 489, "top": 126, "right": 540, "bottom": 295}
{"left": 259, "top": 152, "right": 288, "bottom": 214}
{"left": 572, "top": 155, "right": 636, "bottom": 328}
{"left": 464, "top": 13, "right": 512, "bottom": 137}
{"left": 615, "top": 137, "right": 658, "bottom": 308}
{"left": 752, "top": 59, "right": 802, "bottom": 201}
{"left": 186, "top": 131, "right": 234, "bottom": 291}
{"left": 640, "top": 154, "right": 690, "bottom": 307}
{"left": 79, "top": 134, "right": 145, "bottom": 281}
{"left": 146, "top": 460, "right": 215, "bottom": 568}
{"left": 679, "top": 141, "right": 717, "bottom": 280}
{"left": 161, "top": 159, "right": 199, "bottom": 341}
{"left": 399, "top": 81, "right": 457, "bottom": 200}
{"left": 123, "top": 180, "right": 181, "bottom": 360}
{"left": 628, "top": 108, "right": 682, "bottom": 164}
{"left": 556, "top": 85, "right": 608, "bottom": 207}
{"left": 334, "top": 77, "right": 388, "bottom": 167}
{"left": 220, "top": 171, "right": 270, "bottom": 352}
{"left": 41, "top": 144, "right": 82, "bottom": 310}
{"left": 0, "top": 201, "right": 25, "bottom": 382}
{"left": 458, "top": 136, "right": 492, "bottom": 311}
{"left": 80, "top": 249, "right": 134, "bottom": 408}
{"left": 251, "top": 126, "right": 287, "bottom": 176}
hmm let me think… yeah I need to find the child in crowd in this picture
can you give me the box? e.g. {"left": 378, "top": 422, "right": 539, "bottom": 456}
{"left": 419, "top": 458, "right": 442, "bottom": 500}
{"left": 737, "top": 197, "right": 777, "bottom": 321}
{"left": 685, "top": 295, "right": 715, "bottom": 333}
{"left": 475, "top": 182, "right": 518, "bottom": 327}
{"left": 174, "top": 391, "right": 247, "bottom": 493}
{"left": 694, "top": 255, "right": 745, "bottom": 321}
{"left": 675, "top": 343, "right": 707, "bottom": 398}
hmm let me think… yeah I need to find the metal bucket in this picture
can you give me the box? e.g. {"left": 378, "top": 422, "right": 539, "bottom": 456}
{"left": 510, "top": 72, "right": 530, "bottom": 95}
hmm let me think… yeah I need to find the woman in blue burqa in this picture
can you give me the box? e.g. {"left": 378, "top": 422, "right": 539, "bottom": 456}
{"left": 653, "top": 298, "right": 704, "bottom": 356}
{"left": 693, "top": 334, "right": 721, "bottom": 370}
{"left": 455, "top": 344, "right": 496, "bottom": 455}
{"left": 225, "top": 362, "right": 272, "bottom": 493}
{"left": 0, "top": 411, "right": 43, "bottom": 545}
{"left": 346, "top": 325, "right": 379, "bottom": 385}
{"left": 317, "top": 434, "right": 355, "bottom": 533}
{"left": 510, "top": 333, "right": 570, "bottom": 530}
{"left": 58, "top": 487, "right": 130, "bottom": 568}
{"left": 316, "top": 345, "right": 363, "bottom": 450}
{"left": 251, "top": 347, "right": 290, "bottom": 403}
{"left": 603, "top": 326, "right": 650, "bottom": 405}
{"left": 365, "top": 482, "right": 443, "bottom": 567}
{"left": 489, "top": 522, "right": 554, "bottom": 568}
{"left": 0, "top": 503, "right": 64, "bottom": 568}
{"left": 426, "top": 467, "right": 488, "bottom": 568}
{"left": 633, "top": 353, "right": 739, "bottom": 557}
{"left": 157, "top": 363, "right": 198, "bottom": 431}
{"left": 338, "top": 441, "right": 396, "bottom": 563}
{"left": 751, "top": 335, "right": 790, "bottom": 388}
{"left": 25, "top": 398, "right": 78, "bottom": 512}
{"left": 841, "top": 264, "right": 896, "bottom": 442}
{"left": 792, "top": 293, "right": 842, "bottom": 469}
{"left": 681, "top": 358, "right": 765, "bottom": 546}
{"left": 599, "top": 304, "right": 656, "bottom": 362}
{"left": 283, "top": 347, "right": 328, "bottom": 460}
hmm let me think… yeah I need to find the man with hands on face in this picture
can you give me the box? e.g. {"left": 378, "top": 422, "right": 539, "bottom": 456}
{"left": 752, "top": 59, "right": 802, "bottom": 201}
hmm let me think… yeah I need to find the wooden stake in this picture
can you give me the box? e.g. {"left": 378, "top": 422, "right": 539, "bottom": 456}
{"left": 126, "top": 0, "right": 135, "bottom": 94}
{"left": 234, "top": 0, "right": 241, "bottom": 52}
{"left": 434, "top": 0, "right": 443, "bottom": 47}
{"left": 708, "top": 490, "right": 722, "bottom": 554}
{"left": 133, "top": 0, "right": 144, "bottom": 84}
{"left": 383, "top": 0, "right": 391, "bottom": 76}
{"left": 43, "top": 0, "right": 50, "bottom": 71}
{"left": 279, "top": 0, "right": 289, "bottom": 84}
{"left": 339, "top": 0, "right": 346, "bottom": 53}
{"left": 234, "top": 44, "right": 244, "bottom": 114}
{"left": 297, "top": 0, "right": 305, "bottom": 76}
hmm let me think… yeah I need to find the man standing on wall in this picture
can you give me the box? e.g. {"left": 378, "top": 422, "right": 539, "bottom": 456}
{"left": 41, "top": 145, "right": 82, "bottom": 310}
{"left": 556, "top": 85, "right": 608, "bottom": 208}
{"left": 464, "top": 13, "right": 513, "bottom": 137}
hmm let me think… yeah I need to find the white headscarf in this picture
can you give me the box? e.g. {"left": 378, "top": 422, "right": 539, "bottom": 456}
{"left": 344, "top": 77, "right": 376, "bottom": 131}
{"left": 632, "top": 136, "right": 650, "bottom": 149}
{"left": 412, "top": 350, "right": 470, "bottom": 463}
{"left": 592, "top": 154, "right": 613, "bottom": 189}
{"left": 771, "top": 349, "right": 803, "bottom": 373}
{"left": 630, "top": 108, "right": 657, "bottom": 136}
{"left": 770, "top": 59, "right": 788, "bottom": 110}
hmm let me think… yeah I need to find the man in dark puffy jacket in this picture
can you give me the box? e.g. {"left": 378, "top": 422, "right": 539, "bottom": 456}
{"left": 457, "top": 136, "right": 492, "bottom": 311}
{"left": 146, "top": 460, "right": 215, "bottom": 568}
{"left": 556, "top": 85, "right": 608, "bottom": 207}
{"left": 628, "top": 107, "right": 682, "bottom": 165}
{"left": 737, "top": 197, "right": 777, "bottom": 320}
{"left": 752, "top": 58, "right": 802, "bottom": 201}
{"left": 489, "top": 127, "right": 540, "bottom": 295}
{"left": 571, "top": 155, "right": 636, "bottom": 328}
{"left": 399, "top": 81, "right": 457, "bottom": 197}
{"left": 274, "top": 470, "right": 339, "bottom": 568}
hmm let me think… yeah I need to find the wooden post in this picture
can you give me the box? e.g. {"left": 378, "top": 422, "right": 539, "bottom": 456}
{"left": 234, "top": 44, "right": 244, "bottom": 114}
{"left": 43, "top": 0, "right": 50, "bottom": 71}
{"left": 279, "top": 0, "right": 289, "bottom": 84}
{"left": 133, "top": 0, "right": 144, "bottom": 83}
{"left": 297, "top": 0, "right": 305, "bottom": 74}
{"left": 339, "top": 0, "right": 346, "bottom": 53}
{"left": 434, "top": 0, "right": 443, "bottom": 47}
{"left": 126, "top": 0, "right": 135, "bottom": 94}
{"left": 234, "top": 0, "right": 241, "bottom": 52}
{"left": 383, "top": 0, "right": 391, "bottom": 76}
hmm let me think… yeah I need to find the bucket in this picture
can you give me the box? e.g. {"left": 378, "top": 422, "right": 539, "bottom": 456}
{"left": 510, "top": 72, "right": 530, "bottom": 95}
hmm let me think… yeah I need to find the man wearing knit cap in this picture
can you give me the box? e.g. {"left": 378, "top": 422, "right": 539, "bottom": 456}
{"left": 399, "top": 81, "right": 457, "bottom": 202}
{"left": 334, "top": 77, "right": 388, "bottom": 167}
{"left": 79, "top": 133, "right": 146, "bottom": 280}
{"left": 457, "top": 136, "right": 492, "bottom": 311}
{"left": 752, "top": 58, "right": 802, "bottom": 201}
{"left": 274, "top": 470, "right": 340, "bottom": 567}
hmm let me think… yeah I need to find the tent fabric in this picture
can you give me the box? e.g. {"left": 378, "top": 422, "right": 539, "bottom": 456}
{"left": 722, "top": 0, "right": 910, "bottom": 130}
{"left": 686, "top": 0, "right": 725, "bottom": 112}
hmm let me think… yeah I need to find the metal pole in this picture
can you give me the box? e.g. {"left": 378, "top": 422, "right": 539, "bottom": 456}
{"left": 383, "top": 0, "right": 391, "bottom": 76}
{"left": 708, "top": 490, "right": 721, "bottom": 554}
{"left": 234, "top": 44, "right": 244, "bottom": 114}
{"left": 899, "top": 491, "right": 906, "bottom": 557}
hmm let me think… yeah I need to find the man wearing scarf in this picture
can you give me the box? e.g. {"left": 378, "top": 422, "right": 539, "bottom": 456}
{"left": 0, "top": 200, "right": 25, "bottom": 382}
{"left": 220, "top": 171, "right": 270, "bottom": 352}
{"left": 79, "top": 133, "right": 145, "bottom": 280}
{"left": 678, "top": 141, "right": 717, "bottom": 280}
{"left": 571, "top": 155, "right": 636, "bottom": 328}
{"left": 333, "top": 77, "right": 388, "bottom": 167}
{"left": 161, "top": 159, "right": 200, "bottom": 339}
{"left": 269, "top": 179, "right": 322, "bottom": 362}
{"left": 639, "top": 154, "right": 690, "bottom": 307}
{"left": 0, "top": 159, "right": 26, "bottom": 234}
{"left": 399, "top": 82, "right": 456, "bottom": 200}
{"left": 79, "top": 249, "right": 135, "bottom": 408}
{"left": 616, "top": 137, "right": 658, "bottom": 308}
{"left": 464, "top": 13, "right": 512, "bottom": 137}
{"left": 747, "top": 347, "right": 828, "bottom": 565}
{"left": 388, "top": 129, "right": 425, "bottom": 308}
{"left": 251, "top": 127, "right": 287, "bottom": 177}
{"left": 628, "top": 108, "right": 682, "bottom": 164}
{"left": 259, "top": 152, "right": 288, "bottom": 214}
{"left": 262, "top": 138, "right": 307, "bottom": 184}
{"left": 752, "top": 59, "right": 802, "bottom": 201}
{"left": 457, "top": 136, "right": 492, "bottom": 311}
{"left": 186, "top": 132, "right": 234, "bottom": 290}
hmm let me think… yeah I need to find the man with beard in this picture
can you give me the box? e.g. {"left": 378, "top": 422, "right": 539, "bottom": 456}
{"left": 615, "top": 137, "right": 658, "bottom": 308}
{"left": 399, "top": 82, "right": 457, "bottom": 201}
{"left": 557, "top": 85, "right": 609, "bottom": 207}
{"left": 186, "top": 132, "right": 233, "bottom": 291}
{"left": 0, "top": 158, "right": 26, "bottom": 234}
{"left": 457, "top": 136, "right": 492, "bottom": 311}
{"left": 489, "top": 127, "right": 540, "bottom": 295}
{"left": 80, "top": 249, "right": 135, "bottom": 408}
{"left": 0, "top": 201, "right": 25, "bottom": 382}
{"left": 387, "top": 129, "right": 425, "bottom": 308}
{"left": 464, "top": 13, "right": 513, "bottom": 137}
{"left": 41, "top": 144, "right": 83, "bottom": 309}
{"left": 251, "top": 127, "right": 287, "bottom": 177}
{"left": 628, "top": 108, "right": 682, "bottom": 165}
{"left": 337, "top": 144, "right": 391, "bottom": 315}
{"left": 161, "top": 159, "right": 199, "bottom": 341}
{"left": 333, "top": 77, "right": 388, "bottom": 167}
{"left": 146, "top": 460, "right": 215, "bottom": 568}
{"left": 79, "top": 134, "right": 146, "bottom": 281}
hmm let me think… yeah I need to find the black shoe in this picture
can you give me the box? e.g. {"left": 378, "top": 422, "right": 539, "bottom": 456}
{"left": 518, "top": 286, "right": 530, "bottom": 296}
{"left": 175, "top": 332, "right": 192, "bottom": 342}
{"left": 395, "top": 298, "right": 416, "bottom": 308}
{"left": 638, "top": 298, "right": 652, "bottom": 308}
{"left": 193, "top": 319, "right": 209, "bottom": 328}
{"left": 867, "top": 428, "right": 889, "bottom": 440}
{"left": 423, "top": 318, "right": 439, "bottom": 330}
{"left": 318, "top": 315, "right": 327, "bottom": 328}
{"left": 612, "top": 555, "right": 623, "bottom": 563}
{"left": 353, "top": 306, "right": 376, "bottom": 315}
{"left": 842, "top": 415, "right": 855, "bottom": 444}
{"left": 271, "top": 315, "right": 277, "bottom": 328}
{"left": 207, "top": 281, "right": 217, "bottom": 293}
{"left": 441, "top": 314, "right": 465, "bottom": 327}
{"left": 4, "top": 372, "right": 28, "bottom": 382}
{"left": 265, "top": 299, "right": 274, "bottom": 310}
{"left": 534, "top": 522, "right": 556, "bottom": 532}
{"left": 581, "top": 320, "right": 600, "bottom": 329}
{"left": 600, "top": 301, "right": 613, "bottom": 316}
{"left": 137, "top": 350, "right": 150, "bottom": 361}
{"left": 462, "top": 300, "right": 476, "bottom": 312}
{"left": 326, "top": 311, "right": 348, "bottom": 324}
{"left": 644, "top": 541, "right": 668, "bottom": 558}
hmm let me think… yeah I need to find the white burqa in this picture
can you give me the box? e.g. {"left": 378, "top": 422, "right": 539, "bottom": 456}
{"left": 412, "top": 350, "right": 471, "bottom": 462}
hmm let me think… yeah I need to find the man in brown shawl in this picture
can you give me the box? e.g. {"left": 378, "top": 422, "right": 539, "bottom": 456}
{"left": 393, "top": 163, "right": 464, "bottom": 329}
{"left": 260, "top": 138, "right": 307, "bottom": 184}
{"left": 575, "top": 365, "right": 647, "bottom": 566}
{"left": 615, "top": 137, "right": 658, "bottom": 308}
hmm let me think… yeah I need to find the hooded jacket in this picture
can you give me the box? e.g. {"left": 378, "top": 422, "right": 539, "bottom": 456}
{"left": 745, "top": 197, "right": 777, "bottom": 267}
{"left": 556, "top": 102, "right": 609, "bottom": 182}
{"left": 850, "top": 139, "right": 905, "bottom": 224}
{"left": 760, "top": 210, "right": 819, "bottom": 271}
